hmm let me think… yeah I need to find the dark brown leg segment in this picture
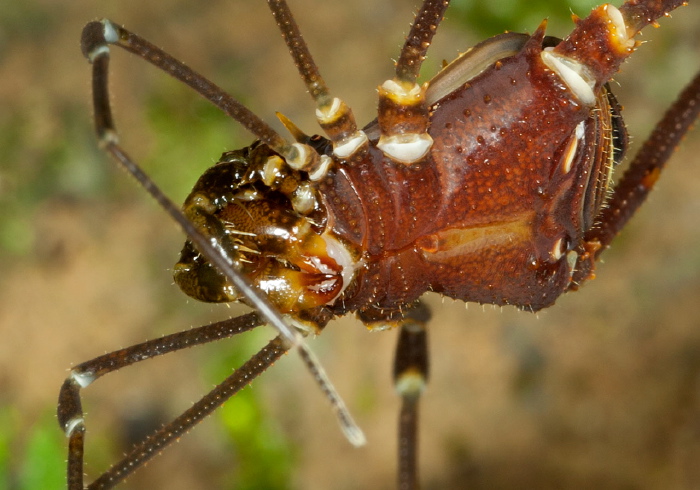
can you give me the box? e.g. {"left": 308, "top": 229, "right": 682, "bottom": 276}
{"left": 393, "top": 304, "right": 431, "bottom": 490}
{"left": 57, "top": 314, "right": 288, "bottom": 489}
{"left": 395, "top": 0, "right": 451, "bottom": 84}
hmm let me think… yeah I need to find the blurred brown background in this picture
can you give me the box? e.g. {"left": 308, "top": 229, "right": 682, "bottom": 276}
{"left": 1, "top": 0, "right": 700, "bottom": 489}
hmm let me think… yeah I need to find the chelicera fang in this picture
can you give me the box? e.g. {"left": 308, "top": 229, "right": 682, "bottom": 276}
{"left": 59, "top": 0, "right": 700, "bottom": 488}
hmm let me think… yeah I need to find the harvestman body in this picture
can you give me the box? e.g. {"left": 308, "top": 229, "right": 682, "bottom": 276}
{"left": 59, "top": 0, "right": 700, "bottom": 488}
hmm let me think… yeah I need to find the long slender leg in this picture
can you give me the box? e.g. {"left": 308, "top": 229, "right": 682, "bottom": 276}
{"left": 80, "top": 20, "right": 320, "bottom": 171}
{"left": 395, "top": 0, "right": 451, "bottom": 85}
{"left": 393, "top": 304, "right": 431, "bottom": 490}
{"left": 268, "top": 0, "right": 332, "bottom": 107}
{"left": 79, "top": 18, "right": 363, "bottom": 446}
{"left": 57, "top": 313, "right": 277, "bottom": 489}
{"left": 89, "top": 337, "right": 288, "bottom": 490}
{"left": 267, "top": 0, "right": 367, "bottom": 158}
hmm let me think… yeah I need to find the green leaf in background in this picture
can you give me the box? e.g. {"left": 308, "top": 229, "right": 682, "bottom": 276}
{"left": 0, "top": 407, "right": 65, "bottom": 490}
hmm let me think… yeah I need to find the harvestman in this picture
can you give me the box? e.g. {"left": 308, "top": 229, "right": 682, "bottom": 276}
{"left": 59, "top": 0, "right": 700, "bottom": 488}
